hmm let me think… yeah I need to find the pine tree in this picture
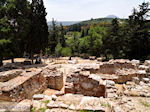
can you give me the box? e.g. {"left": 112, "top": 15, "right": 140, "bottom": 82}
{"left": 125, "top": 2, "right": 150, "bottom": 60}
{"left": 102, "top": 18, "right": 122, "bottom": 58}
{"left": 6, "top": 0, "right": 31, "bottom": 63}
{"left": 0, "top": 0, "right": 12, "bottom": 65}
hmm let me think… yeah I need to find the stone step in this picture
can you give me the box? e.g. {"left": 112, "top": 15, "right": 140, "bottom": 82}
{"left": 0, "top": 69, "right": 47, "bottom": 102}
{"left": 0, "top": 69, "right": 23, "bottom": 82}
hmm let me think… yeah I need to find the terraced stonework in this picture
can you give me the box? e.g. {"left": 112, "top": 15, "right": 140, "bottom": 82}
{"left": 0, "top": 69, "right": 47, "bottom": 102}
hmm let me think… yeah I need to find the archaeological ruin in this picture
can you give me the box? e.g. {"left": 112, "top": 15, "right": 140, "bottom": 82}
{"left": 0, "top": 58, "right": 150, "bottom": 112}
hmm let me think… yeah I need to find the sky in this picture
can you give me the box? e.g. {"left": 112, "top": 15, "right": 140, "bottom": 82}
{"left": 43, "top": 0, "right": 149, "bottom": 21}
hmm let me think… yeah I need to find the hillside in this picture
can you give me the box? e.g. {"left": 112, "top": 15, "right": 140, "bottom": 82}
{"left": 48, "top": 16, "right": 127, "bottom": 28}
{"left": 72, "top": 17, "right": 127, "bottom": 26}
{"left": 106, "top": 15, "right": 119, "bottom": 18}
{"left": 48, "top": 21, "right": 80, "bottom": 26}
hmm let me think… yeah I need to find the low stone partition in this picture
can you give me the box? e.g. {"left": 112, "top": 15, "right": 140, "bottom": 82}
{"left": 114, "top": 69, "right": 147, "bottom": 83}
{"left": 65, "top": 72, "right": 106, "bottom": 97}
{"left": 0, "top": 69, "right": 47, "bottom": 102}
{"left": 82, "top": 59, "right": 147, "bottom": 83}
{"left": 91, "top": 59, "right": 137, "bottom": 74}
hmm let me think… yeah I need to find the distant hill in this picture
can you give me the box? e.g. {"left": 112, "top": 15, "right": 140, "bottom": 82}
{"left": 48, "top": 21, "right": 80, "bottom": 26}
{"left": 74, "top": 17, "right": 126, "bottom": 26}
{"left": 48, "top": 17, "right": 127, "bottom": 30}
{"left": 106, "top": 15, "right": 118, "bottom": 18}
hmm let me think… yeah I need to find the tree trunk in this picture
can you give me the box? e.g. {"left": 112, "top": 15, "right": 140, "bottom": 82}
{"left": 30, "top": 53, "right": 34, "bottom": 64}
{"left": 69, "top": 56, "right": 72, "bottom": 60}
{"left": 0, "top": 57, "right": 3, "bottom": 66}
{"left": 105, "top": 54, "right": 108, "bottom": 60}
{"left": 11, "top": 58, "right": 14, "bottom": 63}
{"left": 40, "top": 50, "right": 43, "bottom": 63}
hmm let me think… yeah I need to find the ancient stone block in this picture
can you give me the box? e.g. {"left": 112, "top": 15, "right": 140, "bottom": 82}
{"left": 65, "top": 73, "right": 106, "bottom": 97}
{"left": 144, "top": 60, "right": 150, "bottom": 66}
{"left": 0, "top": 70, "right": 47, "bottom": 102}
{"left": 42, "top": 68, "right": 64, "bottom": 90}
{"left": 93, "top": 59, "right": 137, "bottom": 75}
{"left": 11, "top": 99, "right": 32, "bottom": 112}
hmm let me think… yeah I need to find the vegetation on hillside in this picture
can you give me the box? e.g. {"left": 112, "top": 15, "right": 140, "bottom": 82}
{"left": 48, "top": 2, "right": 150, "bottom": 60}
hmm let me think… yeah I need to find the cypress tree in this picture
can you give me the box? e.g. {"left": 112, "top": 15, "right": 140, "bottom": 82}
{"left": 48, "top": 19, "right": 58, "bottom": 53}
{"left": 26, "top": 0, "right": 48, "bottom": 63}
{"left": 59, "top": 23, "right": 66, "bottom": 47}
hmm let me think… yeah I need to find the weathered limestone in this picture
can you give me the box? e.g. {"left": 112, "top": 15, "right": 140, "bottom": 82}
{"left": 0, "top": 69, "right": 47, "bottom": 102}
{"left": 0, "top": 58, "right": 150, "bottom": 112}
{"left": 124, "top": 81, "right": 150, "bottom": 97}
{"left": 33, "top": 94, "right": 45, "bottom": 100}
{"left": 92, "top": 59, "right": 137, "bottom": 74}
{"left": 114, "top": 69, "right": 147, "bottom": 83}
{"left": 97, "top": 57, "right": 103, "bottom": 62}
{"left": 144, "top": 60, "right": 150, "bottom": 66}
{"left": 139, "top": 65, "right": 149, "bottom": 70}
{"left": 84, "top": 59, "right": 147, "bottom": 83}
{"left": 0, "top": 69, "right": 23, "bottom": 82}
{"left": 89, "top": 56, "right": 96, "bottom": 60}
{"left": 65, "top": 72, "right": 106, "bottom": 97}
{"left": 11, "top": 99, "right": 32, "bottom": 112}
{"left": 131, "top": 59, "right": 140, "bottom": 66}
{"left": 42, "top": 66, "right": 64, "bottom": 90}
{"left": 77, "top": 63, "right": 99, "bottom": 70}
{"left": 47, "top": 94, "right": 108, "bottom": 111}
{"left": 132, "top": 77, "right": 140, "bottom": 84}
{"left": 90, "top": 69, "right": 147, "bottom": 84}
{"left": 68, "top": 60, "right": 78, "bottom": 64}
{"left": 105, "top": 80, "right": 117, "bottom": 98}
{"left": 43, "top": 89, "right": 64, "bottom": 96}
{"left": 142, "top": 78, "right": 150, "bottom": 83}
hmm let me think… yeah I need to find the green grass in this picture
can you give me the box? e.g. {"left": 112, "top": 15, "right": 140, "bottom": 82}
{"left": 139, "top": 100, "right": 150, "bottom": 107}
{"left": 41, "top": 100, "right": 50, "bottom": 104}
{"left": 38, "top": 108, "right": 47, "bottom": 112}
{"left": 80, "top": 110, "right": 103, "bottom": 112}
{"left": 101, "top": 103, "right": 111, "bottom": 108}
{"left": 31, "top": 107, "right": 36, "bottom": 112}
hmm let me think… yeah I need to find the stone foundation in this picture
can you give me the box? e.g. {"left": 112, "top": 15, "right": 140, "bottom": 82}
{"left": 42, "top": 66, "right": 64, "bottom": 90}
{"left": 65, "top": 72, "right": 106, "bottom": 97}
{"left": 91, "top": 59, "right": 137, "bottom": 74}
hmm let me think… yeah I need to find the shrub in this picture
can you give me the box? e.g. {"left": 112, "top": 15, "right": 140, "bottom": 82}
{"left": 61, "top": 47, "right": 72, "bottom": 56}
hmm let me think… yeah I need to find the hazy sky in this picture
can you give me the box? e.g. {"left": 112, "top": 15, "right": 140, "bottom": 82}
{"left": 43, "top": 0, "right": 149, "bottom": 21}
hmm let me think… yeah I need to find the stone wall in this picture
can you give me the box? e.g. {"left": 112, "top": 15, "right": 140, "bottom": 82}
{"left": 65, "top": 72, "right": 106, "bottom": 97}
{"left": 42, "top": 66, "right": 64, "bottom": 90}
{"left": 91, "top": 59, "right": 137, "bottom": 74}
